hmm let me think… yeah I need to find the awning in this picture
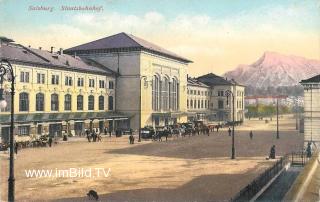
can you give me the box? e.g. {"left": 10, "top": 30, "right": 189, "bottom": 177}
{"left": 152, "top": 111, "right": 188, "bottom": 118}
{"left": 0, "top": 111, "right": 130, "bottom": 124}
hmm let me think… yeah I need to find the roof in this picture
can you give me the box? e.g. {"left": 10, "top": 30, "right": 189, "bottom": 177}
{"left": 65, "top": 32, "right": 192, "bottom": 63}
{"left": 0, "top": 42, "right": 115, "bottom": 75}
{"left": 197, "top": 73, "right": 245, "bottom": 86}
{"left": 187, "top": 77, "right": 209, "bottom": 88}
{"left": 300, "top": 74, "right": 320, "bottom": 83}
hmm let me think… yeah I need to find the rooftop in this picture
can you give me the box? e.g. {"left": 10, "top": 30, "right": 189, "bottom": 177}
{"left": 197, "top": 73, "right": 245, "bottom": 87}
{"left": 0, "top": 42, "right": 115, "bottom": 75}
{"left": 65, "top": 32, "right": 192, "bottom": 63}
{"left": 187, "top": 77, "right": 209, "bottom": 88}
{"left": 300, "top": 74, "right": 320, "bottom": 83}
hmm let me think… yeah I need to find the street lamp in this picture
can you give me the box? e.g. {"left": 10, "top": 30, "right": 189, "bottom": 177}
{"left": 138, "top": 76, "right": 149, "bottom": 142}
{"left": 226, "top": 89, "right": 235, "bottom": 159}
{"left": 0, "top": 59, "right": 15, "bottom": 202}
{"left": 274, "top": 97, "right": 279, "bottom": 139}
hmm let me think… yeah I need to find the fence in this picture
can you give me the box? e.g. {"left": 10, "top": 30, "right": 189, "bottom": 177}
{"left": 230, "top": 156, "right": 289, "bottom": 202}
{"left": 230, "top": 151, "right": 311, "bottom": 202}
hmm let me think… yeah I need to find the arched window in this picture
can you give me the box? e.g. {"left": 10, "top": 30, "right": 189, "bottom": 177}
{"left": 152, "top": 75, "right": 159, "bottom": 111}
{"left": 161, "top": 76, "right": 169, "bottom": 110}
{"left": 77, "top": 95, "right": 83, "bottom": 110}
{"left": 88, "top": 95, "right": 94, "bottom": 110}
{"left": 99, "top": 95, "right": 104, "bottom": 110}
{"left": 36, "top": 93, "right": 44, "bottom": 111}
{"left": 51, "top": 94, "right": 59, "bottom": 111}
{"left": 108, "top": 96, "right": 113, "bottom": 110}
{"left": 19, "top": 92, "right": 29, "bottom": 111}
{"left": 171, "top": 78, "right": 178, "bottom": 111}
{"left": 64, "top": 94, "right": 72, "bottom": 110}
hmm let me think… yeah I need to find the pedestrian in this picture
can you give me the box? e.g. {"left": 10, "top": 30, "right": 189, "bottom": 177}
{"left": 109, "top": 129, "right": 112, "bottom": 138}
{"left": 269, "top": 145, "right": 276, "bottom": 159}
{"left": 92, "top": 131, "right": 97, "bottom": 142}
{"left": 228, "top": 127, "right": 231, "bottom": 136}
{"left": 86, "top": 130, "right": 91, "bottom": 142}
{"left": 306, "top": 142, "right": 312, "bottom": 158}
{"left": 14, "top": 142, "right": 18, "bottom": 155}
{"left": 249, "top": 131, "right": 253, "bottom": 140}
{"left": 48, "top": 137, "right": 53, "bottom": 147}
{"left": 104, "top": 127, "right": 108, "bottom": 136}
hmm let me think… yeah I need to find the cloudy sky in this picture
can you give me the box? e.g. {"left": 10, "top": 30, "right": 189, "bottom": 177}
{"left": 0, "top": 0, "right": 319, "bottom": 76}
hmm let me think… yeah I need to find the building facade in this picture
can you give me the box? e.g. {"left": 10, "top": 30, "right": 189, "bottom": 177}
{"left": 0, "top": 40, "right": 128, "bottom": 143}
{"left": 187, "top": 74, "right": 245, "bottom": 123}
{"left": 65, "top": 32, "right": 192, "bottom": 129}
{"left": 300, "top": 75, "right": 320, "bottom": 145}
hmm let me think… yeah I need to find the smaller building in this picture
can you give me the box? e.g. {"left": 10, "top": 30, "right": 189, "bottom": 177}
{"left": 187, "top": 73, "right": 245, "bottom": 123}
{"left": 300, "top": 75, "right": 320, "bottom": 145}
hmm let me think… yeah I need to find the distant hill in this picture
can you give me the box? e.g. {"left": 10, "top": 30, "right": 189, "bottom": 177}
{"left": 224, "top": 51, "right": 320, "bottom": 88}
{"left": 224, "top": 52, "right": 320, "bottom": 96}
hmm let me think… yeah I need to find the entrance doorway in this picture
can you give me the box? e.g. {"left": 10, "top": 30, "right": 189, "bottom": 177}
{"left": 49, "top": 123, "right": 62, "bottom": 137}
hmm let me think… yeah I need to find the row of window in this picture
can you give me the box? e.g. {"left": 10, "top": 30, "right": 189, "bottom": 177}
{"left": 188, "top": 89, "right": 210, "bottom": 96}
{"left": 20, "top": 71, "right": 114, "bottom": 89}
{"left": 17, "top": 93, "right": 114, "bottom": 112}
{"left": 187, "top": 99, "right": 210, "bottom": 109}
{"left": 188, "top": 89, "right": 245, "bottom": 97}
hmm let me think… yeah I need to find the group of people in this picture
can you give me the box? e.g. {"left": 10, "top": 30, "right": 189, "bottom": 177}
{"left": 85, "top": 129, "right": 102, "bottom": 142}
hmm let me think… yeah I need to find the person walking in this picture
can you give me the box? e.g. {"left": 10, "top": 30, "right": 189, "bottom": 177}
{"left": 249, "top": 131, "right": 253, "bottom": 140}
{"left": 14, "top": 142, "right": 18, "bottom": 155}
{"left": 269, "top": 145, "right": 276, "bottom": 159}
{"left": 48, "top": 137, "right": 53, "bottom": 147}
{"left": 306, "top": 142, "right": 312, "bottom": 158}
{"left": 228, "top": 127, "right": 231, "bottom": 136}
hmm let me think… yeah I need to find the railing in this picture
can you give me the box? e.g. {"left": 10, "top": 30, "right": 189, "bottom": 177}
{"left": 230, "top": 156, "right": 288, "bottom": 202}
{"left": 230, "top": 151, "right": 311, "bottom": 202}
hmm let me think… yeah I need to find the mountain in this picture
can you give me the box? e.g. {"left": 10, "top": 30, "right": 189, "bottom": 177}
{"left": 224, "top": 51, "right": 320, "bottom": 88}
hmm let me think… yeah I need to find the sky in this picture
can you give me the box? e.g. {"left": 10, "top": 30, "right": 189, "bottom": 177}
{"left": 0, "top": 0, "right": 319, "bottom": 76}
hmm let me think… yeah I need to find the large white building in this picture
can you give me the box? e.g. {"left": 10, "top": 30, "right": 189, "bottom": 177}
{"left": 0, "top": 39, "right": 128, "bottom": 142}
{"left": 65, "top": 32, "right": 192, "bottom": 129}
{"left": 300, "top": 75, "right": 320, "bottom": 145}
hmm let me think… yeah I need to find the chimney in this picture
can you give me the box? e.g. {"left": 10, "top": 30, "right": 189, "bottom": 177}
{"left": 50, "top": 46, "right": 54, "bottom": 53}
{"left": 39, "top": 47, "right": 42, "bottom": 50}
{"left": 59, "top": 48, "right": 63, "bottom": 55}
{"left": 28, "top": 45, "right": 31, "bottom": 48}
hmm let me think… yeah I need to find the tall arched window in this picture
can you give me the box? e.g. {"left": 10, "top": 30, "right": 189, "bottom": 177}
{"left": 36, "top": 93, "right": 44, "bottom": 111}
{"left": 152, "top": 75, "right": 159, "bottom": 111}
{"left": 99, "top": 95, "right": 104, "bottom": 110}
{"left": 161, "top": 76, "right": 169, "bottom": 110}
{"left": 88, "top": 95, "right": 94, "bottom": 110}
{"left": 108, "top": 96, "right": 113, "bottom": 110}
{"left": 19, "top": 92, "right": 29, "bottom": 111}
{"left": 64, "top": 94, "right": 72, "bottom": 110}
{"left": 51, "top": 93, "right": 59, "bottom": 111}
{"left": 77, "top": 95, "right": 83, "bottom": 110}
{"left": 171, "top": 78, "right": 178, "bottom": 111}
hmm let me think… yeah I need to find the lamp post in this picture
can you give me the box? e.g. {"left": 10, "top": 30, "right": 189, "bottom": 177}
{"left": 0, "top": 59, "right": 15, "bottom": 202}
{"left": 226, "top": 89, "right": 235, "bottom": 159}
{"left": 276, "top": 97, "right": 279, "bottom": 139}
{"left": 138, "top": 76, "right": 148, "bottom": 142}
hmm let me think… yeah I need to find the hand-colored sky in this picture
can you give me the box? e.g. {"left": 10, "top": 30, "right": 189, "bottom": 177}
{"left": 0, "top": 0, "right": 319, "bottom": 76}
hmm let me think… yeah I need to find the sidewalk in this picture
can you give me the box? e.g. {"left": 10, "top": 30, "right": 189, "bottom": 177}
{"left": 301, "top": 157, "right": 320, "bottom": 201}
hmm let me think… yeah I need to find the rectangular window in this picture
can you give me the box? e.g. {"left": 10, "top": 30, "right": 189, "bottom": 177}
{"left": 51, "top": 75, "right": 59, "bottom": 85}
{"left": 37, "top": 73, "right": 45, "bottom": 84}
{"left": 77, "top": 78, "right": 84, "bottom": 87}
{"left": 99, "top": 80, "right": 105, "bottom": 88}
{"left": 18, "top": 126, "right": 30, "bottom": 136}
{"left": 218, "top": 90, "right": 224, "bottom": 97}
{"left": 109, "top": 81, "right": 114, "bottom": 89}
{"left": 218, "top": 100, "right": 224, "bottom": 109}
{"left": 89, "top": 79, "right": 95, "bottom": 87}
{"left": 20, "top": 72, "right": 30, "bottom": 83}
{"left": 65, "top": 76, "right": 72, "bottom": 86}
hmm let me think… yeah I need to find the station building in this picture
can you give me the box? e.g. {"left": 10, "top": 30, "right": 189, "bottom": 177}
{"left": 65, "top": 32, "right": 192, "bottom": 129}
{"left": 0, "top": 40, "right": 128, "bottom": 142}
